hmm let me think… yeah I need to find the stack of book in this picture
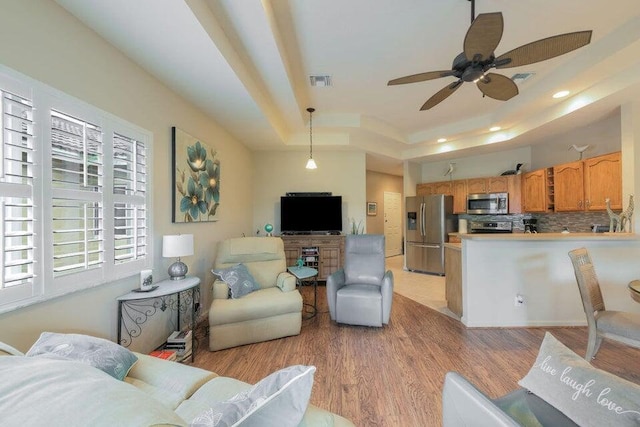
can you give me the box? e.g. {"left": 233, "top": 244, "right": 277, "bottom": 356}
{"left": 164, "top": 329, "right": 192, "bottom": 361}
{"left": 149, "top": 349, "right": 177, "bottom": 361}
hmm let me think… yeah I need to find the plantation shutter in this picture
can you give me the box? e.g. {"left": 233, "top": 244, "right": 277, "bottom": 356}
{"left": 113, "top": 133, "right": 147, "bottom": 264}
{"left": 0, "top": 90, "right": 35, "bottom": 292}
{"left": 51, "top": 110, "right": 104, "bottom": 276}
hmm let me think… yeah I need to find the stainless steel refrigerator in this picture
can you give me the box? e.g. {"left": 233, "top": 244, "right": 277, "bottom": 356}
{"left": 405, "top": 194, "right": 456, "bottom": 275}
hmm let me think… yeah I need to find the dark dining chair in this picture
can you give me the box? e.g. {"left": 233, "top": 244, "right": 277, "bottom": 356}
{"left": 568, "top": 247, "right": 640, "bottom": 360}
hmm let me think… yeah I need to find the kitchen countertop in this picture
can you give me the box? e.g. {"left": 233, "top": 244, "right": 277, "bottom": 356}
{"left": 459, "top": 232, "right": 640, "bottom": 241}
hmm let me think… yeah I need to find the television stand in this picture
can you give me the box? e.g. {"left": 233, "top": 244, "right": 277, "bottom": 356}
{"left": 280, "top": 235, "right": 345, "bottom": 281}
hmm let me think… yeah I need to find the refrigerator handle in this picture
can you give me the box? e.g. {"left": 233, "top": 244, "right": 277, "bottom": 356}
{"left": 420, "top": 202, "right": 425, "bottom": 236}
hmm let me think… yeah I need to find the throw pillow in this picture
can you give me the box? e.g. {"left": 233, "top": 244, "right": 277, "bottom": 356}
{"left": 518, "top": 332, "right": 640, "bottom": 426}
{"left": 26, "top": 332, "right": 138, "bottom": 381}
{"left": 192, "top": 365, "right": 316, "bottom": 427}
{"left": 211, "top": 263, "right": 260, "bottom": 299}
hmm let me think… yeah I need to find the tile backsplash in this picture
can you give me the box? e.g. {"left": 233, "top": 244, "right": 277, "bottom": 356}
{"left": 459, "top": 211, "right": 612, "bottom": 233}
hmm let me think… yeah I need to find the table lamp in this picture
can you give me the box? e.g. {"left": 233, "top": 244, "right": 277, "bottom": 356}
{"left": 162, "top": 234, "right": 194, "bottom": 280}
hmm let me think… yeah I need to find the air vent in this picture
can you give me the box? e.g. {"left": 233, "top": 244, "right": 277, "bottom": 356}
{"left": 511, "top": 72, "right": 535, "bottom": 84}
{"left": 309, "top": 75, "right": 332, "bottom": 87}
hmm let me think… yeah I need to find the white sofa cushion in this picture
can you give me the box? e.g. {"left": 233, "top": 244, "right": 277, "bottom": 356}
{"left": 26, "top": 332, "right": 138, "bottom": 380}
{"left": 519, "top": 332, "right": 640, "bottom": 426}
{"left": 191, "top": 365, "right": 316, "bottom": 427}
{"left": 211, "top": 287, "right": 302, "bottom": 325}
{"left": 0, "top": 356, "right": 187, "bottom": 426}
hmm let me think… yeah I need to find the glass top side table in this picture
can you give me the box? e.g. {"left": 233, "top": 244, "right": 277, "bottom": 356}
{"left": 288, "top": 266, "right": 319, "bottom": 318}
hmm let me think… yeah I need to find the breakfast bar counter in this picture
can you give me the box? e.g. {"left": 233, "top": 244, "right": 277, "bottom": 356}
{"left": 456, "top": 232, "right": 640, "bottom": 328}
{"left": 460, "top": 232, "right": 640, "bottom": 241}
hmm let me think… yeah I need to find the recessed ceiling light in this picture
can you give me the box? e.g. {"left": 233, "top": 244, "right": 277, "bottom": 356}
{"left": 553, "top": 90, "right": 570, "bottom": 99}
{"left": 309, "top": 75, "right": 332, "bottom": 87}
{"left": 489, "top": 126, "right": 501, "bottom": 132}
{"left": 437, "top": 138, "right": 447, "bottom": 143}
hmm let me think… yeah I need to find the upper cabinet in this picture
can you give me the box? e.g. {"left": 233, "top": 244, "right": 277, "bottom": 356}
{"left": 416, "top": 183, "right": 433, "bottom": 196}
{"left": 553, "top": 152, "right": 621, "bottom": 212}
{"left": 522, "top": 168, "right": 553, "bottom": 213}
{"left": 433, "top": 181, "right": 452, "bottom": 195}
{"left": 466, "top": 178, "right": 487, "bottom": 194}
{"left": 554, "top": 161, "right": 584, "bottom": 212}
{"left": 584, "top": 152, "right": 622, "bottom": 211}
{"left": 466, "top": 176, "right": 510, "bottom": 194}
{"left": 452, "top": 180, "right": 467, "bottom": 214}
{"left": 416, "top": 175, "right": 520, "bottom": 214}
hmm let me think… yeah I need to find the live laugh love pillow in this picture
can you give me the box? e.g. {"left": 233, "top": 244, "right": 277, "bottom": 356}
{"left": 519, "top": 332, "right": 640, "bottom": 426}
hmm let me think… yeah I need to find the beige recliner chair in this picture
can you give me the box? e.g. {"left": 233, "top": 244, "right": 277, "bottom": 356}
{"left": 208, "top": 237, "right": 302, "bottom": 351}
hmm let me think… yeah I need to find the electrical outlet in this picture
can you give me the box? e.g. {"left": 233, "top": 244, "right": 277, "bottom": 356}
{"left": 514, "top": 294, "right": 524, "bottom": 307}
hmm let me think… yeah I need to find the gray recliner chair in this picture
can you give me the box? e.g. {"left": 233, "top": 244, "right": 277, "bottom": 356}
{"left": 326, "top": 234, "right": 393, "bottom": 327}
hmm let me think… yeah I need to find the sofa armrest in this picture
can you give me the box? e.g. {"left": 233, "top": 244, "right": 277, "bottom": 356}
{"left": 442, "top": 372, "right": 520, "bottom": 427}
{"left": 212, "top": 279, "right": 230, "bottom": 300}
{"left": 381, "top": 270, "right": 394, "bottom": 324}
{"left": 276, "top": 271, "right": 297, "bottom": 292}
{"left": 0, "top": 341, "right": 24, "bottom": 356}
{"left": 326, "top": 269, "right": 346, "bottom": 320}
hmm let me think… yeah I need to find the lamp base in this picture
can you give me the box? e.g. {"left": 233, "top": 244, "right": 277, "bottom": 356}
{"left": 168, "top": 261, "right": 188, "bottom": 280}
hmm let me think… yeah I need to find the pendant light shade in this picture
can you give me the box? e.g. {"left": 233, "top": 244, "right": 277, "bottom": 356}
{"left": 305, "top": 107, "right": 317, "bottom": 170}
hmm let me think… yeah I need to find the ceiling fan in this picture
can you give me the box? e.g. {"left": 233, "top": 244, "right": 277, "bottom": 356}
{"left": 388, "top": 0, "right": 592, "bottom": 110}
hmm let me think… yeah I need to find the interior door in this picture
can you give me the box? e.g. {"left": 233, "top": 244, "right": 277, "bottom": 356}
{"left": 384, "top": 191, "right": 402, "bottom": 257}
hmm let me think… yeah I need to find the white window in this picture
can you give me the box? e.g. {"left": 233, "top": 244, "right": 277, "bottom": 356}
{"left": 0, "top": 66, "right": 152, "bottom": 313}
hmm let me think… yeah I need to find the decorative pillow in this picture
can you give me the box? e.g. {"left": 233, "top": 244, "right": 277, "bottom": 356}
{"left": 192, "top": 365, "right": 316, "bottom": 427}
{"left": 26, "top": 332, "right": 138, "bottom": 381}
{"left": 518, "top": 332, "right": 640, "bottom": 426}
{"left": 212, "top": 263, "right": 260, "bottom": 299}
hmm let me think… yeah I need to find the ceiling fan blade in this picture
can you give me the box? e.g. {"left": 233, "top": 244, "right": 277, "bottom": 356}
{"left": 388, "top": 70, "right": 456, "bottom": 85}
{"left": 420, "top": 80, "right": 463, "bottom": 110}
{"left": 476, "top": 73, "right": 518, "bottom": 101}
{"left": 495, "top": 31, "right": 592, "bottom": 69}
{"left": 464, "top": 12, "right": 504, "bottom": 62}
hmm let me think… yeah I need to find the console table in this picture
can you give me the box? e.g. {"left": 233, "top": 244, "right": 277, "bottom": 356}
{"left": 117, "top": 276, "right": 200, "bottom": 362}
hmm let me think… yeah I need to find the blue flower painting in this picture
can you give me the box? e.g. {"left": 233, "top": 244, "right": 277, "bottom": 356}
{"left": 172, "top": 127, "right": 220, "bottom": 222}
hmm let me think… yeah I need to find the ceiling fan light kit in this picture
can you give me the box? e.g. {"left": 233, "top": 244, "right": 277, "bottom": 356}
{"left": 388, "top": 0, "right": 592, "bottom": 110}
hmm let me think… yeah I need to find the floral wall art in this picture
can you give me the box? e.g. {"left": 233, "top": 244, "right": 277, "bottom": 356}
{"left": 172, "top": 127, "right": 220, "bottom": 223}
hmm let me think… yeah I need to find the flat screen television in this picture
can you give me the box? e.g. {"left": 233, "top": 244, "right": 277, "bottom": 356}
{"left": 280, "top": 195, "right": 342, "bottom": 234}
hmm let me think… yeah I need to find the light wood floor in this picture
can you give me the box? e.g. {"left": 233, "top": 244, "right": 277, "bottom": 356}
{"left": 192, "top": 261, "right": 640, "bottom": 426}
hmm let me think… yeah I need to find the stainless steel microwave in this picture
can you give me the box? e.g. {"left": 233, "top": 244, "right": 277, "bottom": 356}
{"left": 467, "top": 192, "right": 508, "bottom": 214}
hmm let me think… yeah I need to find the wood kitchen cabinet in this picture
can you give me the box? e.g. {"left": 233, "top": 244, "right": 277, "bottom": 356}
{"left": 281, "top": 235, "right": 345, "bottom": 280}
{"left": 445, "top": 245, "right": 462, "bottom": 317}
{"left": 554, "top": 152, "right": 621, "bottom": 212}
{"left": 466, "top": 177, "right": 488, "bottom": 194}
{"left": 432, "top": 181, "right": 452, "bottom": 195}
{"left": 584, "top": 152, "right": 622, "bottom": 210}
{"left": 506, "top": 174, "right": 522, "bottom": 213}
{"left": 416, "top": 183, "right": 434, "bottom": 196}
{"left": 452, "top": 179, "right": 467, "bottom": 214}
{"left": 554, "top": 160, "right": 584, "bottom": 212}
{"left": 522, "top": 168, "right": 553, "bottom": 213}
{"left": 466, "top": 176, "right": 509, "bottom": 194}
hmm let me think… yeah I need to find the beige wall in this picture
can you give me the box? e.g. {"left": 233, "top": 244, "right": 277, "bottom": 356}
{"left": 530, "top": 111, "right": 621, "bottom": 169}
{"left": 0, "top": 1, "right": 253, "bottom": 351}
{"left": 421, "top": 146, "right": 532, "bottom": 182}
{"left": 252, "top": 150, "right": 367, "bottom": 235}
{"left": 366, "top": 171, "right": 403, "bottom": 235}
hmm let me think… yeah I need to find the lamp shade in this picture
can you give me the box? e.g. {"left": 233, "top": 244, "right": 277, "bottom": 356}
{"left": 162, "top": 234, "right": 194, "bottom": 258}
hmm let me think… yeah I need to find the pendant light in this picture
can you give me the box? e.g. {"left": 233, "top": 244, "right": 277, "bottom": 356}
{"left": 305, "top": 107, "right": 317, "bottom": 170}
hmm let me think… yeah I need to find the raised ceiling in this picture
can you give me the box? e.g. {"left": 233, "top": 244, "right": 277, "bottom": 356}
{"left": 55, "top": 0, "right": 640, "bottom": 175}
